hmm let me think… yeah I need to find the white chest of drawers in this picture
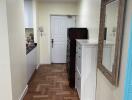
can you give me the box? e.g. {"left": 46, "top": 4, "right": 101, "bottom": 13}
{"left": 75, "top": 39, "right": 98, "bottom": 100}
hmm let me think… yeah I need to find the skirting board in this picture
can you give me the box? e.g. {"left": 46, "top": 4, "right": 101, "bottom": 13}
{"left": 19, "top": 85, "right": 28, "bottom": 100}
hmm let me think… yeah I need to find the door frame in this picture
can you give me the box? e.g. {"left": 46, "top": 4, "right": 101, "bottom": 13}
{"left": 50, "top": 14, "right": 77, "bottom": 64}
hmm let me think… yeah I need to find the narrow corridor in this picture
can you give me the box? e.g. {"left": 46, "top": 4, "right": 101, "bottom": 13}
{"left": 24, "top": 64, "right": 79, "bottom": 100}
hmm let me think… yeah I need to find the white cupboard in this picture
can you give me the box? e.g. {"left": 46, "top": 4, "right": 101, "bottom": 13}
{"left": 75, "top": 39, "right": 98, "bottom": 100}
{"left": 27, "top": 47, "right": 37, "bottom": 81}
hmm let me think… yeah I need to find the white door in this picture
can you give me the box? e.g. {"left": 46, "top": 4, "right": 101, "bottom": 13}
{"left": 51, "top": 16, "right": 76, "bottom": 63}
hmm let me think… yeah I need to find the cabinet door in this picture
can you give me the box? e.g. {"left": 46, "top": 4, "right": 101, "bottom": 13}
{"left": 27, "top": 48, "right": 37, "bottom": 81}
{"left": 81, "top": 46, "right": 97, "bottom": 100}
{"left": 75, "top": 68, "right": 81, "bottom": 99}
{"left": 76, "top": 43, "right": 82, "bottom": 74}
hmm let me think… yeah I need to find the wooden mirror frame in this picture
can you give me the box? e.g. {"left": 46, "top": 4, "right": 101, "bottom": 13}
{"left": 97, "top": 0, "right": 126, "bottom": 86}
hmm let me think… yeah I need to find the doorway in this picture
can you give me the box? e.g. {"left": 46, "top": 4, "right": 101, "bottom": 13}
{"left": 50, "top": 15, "right": 76, "bottom": 63}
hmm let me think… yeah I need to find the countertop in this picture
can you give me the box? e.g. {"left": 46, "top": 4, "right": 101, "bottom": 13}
{"left": 26, "top": 43, "right": 37, "bottom": 54}
{"left": 76, "top": 39, "right": 115, "bottom": 46}
{"left": 76, "top": 39, "right": 98, "bottom": 46}
{"left": 103, "top": 41, "right": 115, "bottom": 46}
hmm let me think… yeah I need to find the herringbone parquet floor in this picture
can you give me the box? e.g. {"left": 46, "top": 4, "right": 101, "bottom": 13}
{"left": 24, "top": 64, "right": 79, "bottom": 100}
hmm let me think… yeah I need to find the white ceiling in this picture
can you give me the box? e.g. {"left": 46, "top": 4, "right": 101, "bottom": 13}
{"left": 37, "top": 0, "right": 79, "bottom": 3}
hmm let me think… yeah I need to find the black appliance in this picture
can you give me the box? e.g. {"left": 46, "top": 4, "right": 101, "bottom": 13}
{"left": 66, "top": 28, "right": 88, "bottom": 88}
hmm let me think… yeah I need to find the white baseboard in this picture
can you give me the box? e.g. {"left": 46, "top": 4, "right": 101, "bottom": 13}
{"left": 19, "top": 85, "right": 28, "bottom": 100}
{"left": 36, "top": 64, "right": 40, "bottom": 70}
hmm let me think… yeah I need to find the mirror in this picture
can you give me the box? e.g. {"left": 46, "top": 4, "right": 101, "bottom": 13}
{"left": 102, "top": 0, "right": 119, "bottom": 72}
{"left": 97, "top": 0, "right": 126, "bottom": 86}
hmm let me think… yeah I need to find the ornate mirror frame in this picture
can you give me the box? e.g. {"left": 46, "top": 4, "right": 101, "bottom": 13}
{"left": 97, "top": 0, "right": 126, "bottom": 86}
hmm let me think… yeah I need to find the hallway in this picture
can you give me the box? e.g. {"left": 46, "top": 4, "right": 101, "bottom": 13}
{"left": 24, "top": 64, "right": 79, "bottom": 100}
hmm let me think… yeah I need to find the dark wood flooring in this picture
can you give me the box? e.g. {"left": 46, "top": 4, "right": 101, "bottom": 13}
{"left": 24, "top": 64, "right": 79, "bottom": 100}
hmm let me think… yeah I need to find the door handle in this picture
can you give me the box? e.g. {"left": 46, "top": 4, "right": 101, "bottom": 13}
{"left": 51, "top": 39, "right": 54, "bottom": 48}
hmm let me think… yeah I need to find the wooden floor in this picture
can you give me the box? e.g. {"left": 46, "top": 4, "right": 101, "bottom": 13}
{"left": 24, "top": 64, "right": 79, "bottom": 100}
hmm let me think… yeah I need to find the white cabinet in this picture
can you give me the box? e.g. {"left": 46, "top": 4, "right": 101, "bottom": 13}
{"left": 24, "top": 0, "right": 33, "bottom": 28}
{"left": 75, "top": 39, "right": 98, "bottom": 100}
{"left": 27, "top": 47, "right": 37, "bottom": 81}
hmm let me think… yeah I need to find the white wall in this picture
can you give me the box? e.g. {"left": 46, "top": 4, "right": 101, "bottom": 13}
{"left": 33, "top": 0, "right": 38, "bottom": 43}
{"left": 37, "top": 1, "right": 78, "bottom": 64}
{"left": 32, "top": 0, "right": 40, "bottom": 65}
{"left": 77, "top": 0, "right": 132, "bottom": 100}
{"left": 0, "top": 0, "right": 12, "bottom": 99}
{"left": 24, "top": 0, "right": 38, "bottom": 44}
{"left": 77, "top": 0, "right": 101, "bottom": 40}
{"left": 24, "top": 0, "right": 33, "bottom": 28}
{"left": 96, "top": 0, "right": 132, "bottom": 100}
{"left": 6, "top": 0, "right": 28, "bottom": 100}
